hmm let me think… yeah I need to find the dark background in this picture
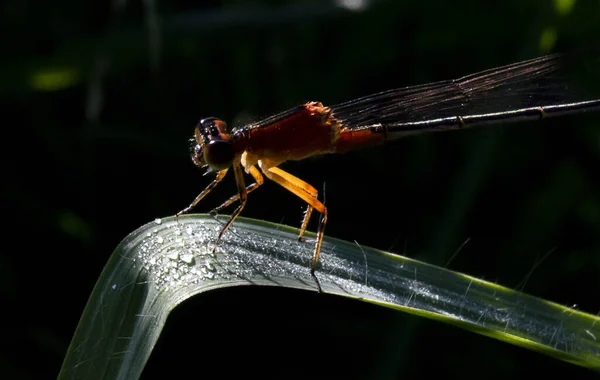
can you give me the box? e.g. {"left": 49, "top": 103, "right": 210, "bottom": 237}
{"left": 3, "top": 1, "right": 600, "bottom": 379}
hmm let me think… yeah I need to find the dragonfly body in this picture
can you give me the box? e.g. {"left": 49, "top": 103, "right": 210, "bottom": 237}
{"left": 234, "top": 102, "right": 337, "bottom": 171}
{"left": 177, "top": 51, "right": 600, "bottom": 292}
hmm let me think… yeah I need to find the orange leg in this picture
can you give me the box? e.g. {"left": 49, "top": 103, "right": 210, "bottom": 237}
{"left": 210, "top": 166, "right": 264, "bottom": 215}
{"left": 263, "top": 166, "right": 327, "bottom": 292}
{"left": 268, "top": 167, "right": 319, "bottom": 242}
{"left": 176, "top": 169, "right": 229, "bottom": 217}
{"left": 211, "top": 166, "right": 318, "bottom": 241}
{"left": 212, "top": 164, "right": 248, "bottom": 252}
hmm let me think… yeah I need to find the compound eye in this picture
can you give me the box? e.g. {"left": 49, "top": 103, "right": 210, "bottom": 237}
{"left": 203, "top": 139, "right": 234, "bottom": 171}
{"left": 199, "top": 118, "right": 228, "bottom": 139}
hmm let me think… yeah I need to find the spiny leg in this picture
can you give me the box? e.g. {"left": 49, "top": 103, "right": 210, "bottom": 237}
{"left": 213, "top": 164, "right": 248, "bottom": 252}
{"left": 263, "top": 167, "right": 327, "bottom": 293}
{"left": 268, "top": 167, "right": 319, "bottom": 242}
{"left": 176, "top": 169, "right": 229, "bottom": 217}
{"left": 210, "top": 166, "right": 264, "bottom": 215}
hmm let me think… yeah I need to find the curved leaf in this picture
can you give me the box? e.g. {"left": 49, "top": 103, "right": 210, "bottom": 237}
{"left": 58, "top": 215, "right": 600, "bottom": 379}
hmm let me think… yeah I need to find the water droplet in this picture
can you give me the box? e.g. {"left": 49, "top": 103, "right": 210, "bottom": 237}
{"left": 185, "top": 226, "right": 193, "bottom": 235}
{"left": 167, "top": 251, "right": 179, "bottom": 260}
{"left": 111, "top": 284, "right": 117, "bottom": 290}
{"left": 181, "top": 253, "right": 195, "bottom": 264}
{"left": 154, "top": 218, "right": 162, "bottom": 225}
{"left": 156, "top": 236, "right": 164, "bottom": 244}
